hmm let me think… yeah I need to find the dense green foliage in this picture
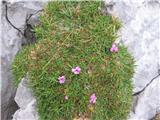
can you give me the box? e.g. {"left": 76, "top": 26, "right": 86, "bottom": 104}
{"left": 12, "top": 1, "right": 134, "bottom": 120}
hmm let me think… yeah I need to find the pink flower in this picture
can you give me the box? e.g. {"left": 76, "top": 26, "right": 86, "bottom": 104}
{"left": 72, "top": 66, "right": 81, "bottom": 74}
{"left": 65, "top": 95, "right": 68, "bottom": 100}
{"left": 89, "top": 93, "right": 97, "bottom": 104}
{"left": 110, "top": 43, "right": 118, "bottom": 52}
{"left": 58, "top": 75, "right": 65, "bottom": 84}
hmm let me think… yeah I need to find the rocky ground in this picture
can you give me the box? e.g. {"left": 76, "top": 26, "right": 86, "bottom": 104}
{"left": 1, "top": 1, "right": 46, "bottom": 119}
{"left": 104, "top": 0, "right": 160, "bottom": 119}
{"left": 1, "top": 0, "right": 160, "bottom": 120}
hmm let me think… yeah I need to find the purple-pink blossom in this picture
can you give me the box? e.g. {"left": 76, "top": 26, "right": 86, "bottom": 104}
{"left": 72, "top": 66, "right": 81, "bottom": 74}
{"left": 58, "top": 75, "right": 65, "bottom": 84}
{"left": 65, "top": 95, "right": 68, "bottom": 100}
{"left": 89, "top": 93, "right": 97, "bottom": 104}
{"left": 110, "top": 43, "right": 118, "bottom": 52}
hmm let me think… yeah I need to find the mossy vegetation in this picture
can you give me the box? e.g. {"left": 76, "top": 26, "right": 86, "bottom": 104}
{"left": 12, "top": 1, "right": 134, "bottom": 120}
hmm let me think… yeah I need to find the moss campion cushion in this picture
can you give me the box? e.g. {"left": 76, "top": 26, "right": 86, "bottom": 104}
{"left": 12, "top": 1, "right": 134, "bottom": 120}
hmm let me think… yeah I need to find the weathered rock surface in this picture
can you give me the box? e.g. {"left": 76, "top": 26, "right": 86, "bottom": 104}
{"left": 129, "top": 76, "right": 160, "bottom": 120}
{"left": 104, "top": 0, "right": 160, "bottom": 119}
{"left": 12, "top": 78, "right": 38, "bottom": 120}
{"left": 104, "top": 0, "right": 160, "bottom": 93}
{"left": 1, "top": 1, "right": 46, "bottom": 120}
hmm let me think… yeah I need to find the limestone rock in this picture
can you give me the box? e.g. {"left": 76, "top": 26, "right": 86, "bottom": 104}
{"left": 14, "top": 77, "right": 34, "bottom": 109}
{"left": 104, "top": 0, "right": 160, "bottom": 92}
{"left": 1, "top": 1, "right": 46, "bottom": 119}
{"left": 12, "top": 78, "right": 38, "bottom": 120}
{"left": 104, "top": 0, "right": 160, "bottom": 119}
{"left": 129, "top": 77, "right": 160, "bottom": 120}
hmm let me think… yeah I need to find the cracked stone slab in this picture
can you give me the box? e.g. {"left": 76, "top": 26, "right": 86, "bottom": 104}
{"left": 129, "top": 76, "right": 160, "bottom": 120}
{"left": 104, "top": 0, "right": 160, "bottom": 119}
{"left": 104, "top": 0, "right": 160, "bottom": 93}
{"left": 1, "top": 1, "right": 46, "bottom": 120}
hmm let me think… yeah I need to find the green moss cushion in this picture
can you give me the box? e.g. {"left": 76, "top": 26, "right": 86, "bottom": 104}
{"left": 12, "top": 1, "right": 134, "bottom": 120}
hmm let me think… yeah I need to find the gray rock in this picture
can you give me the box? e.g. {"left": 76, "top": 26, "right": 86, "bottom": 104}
{"left": 1, "top": 1, "right": 46, "bottom": 120}
{"left": 104, "top": 0, "right": 160, "bottom": 119}
{"left": 12, "top": 78, "right": 38, "bottom": 120}
{"left": 129, "top": 77, "right": 160, "bottom": 120}
{"left": 1, "top": 2, "right": 22, "bottom": 120}
{"left": 14, "top": 77, "right": 34, "bottom": 109}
